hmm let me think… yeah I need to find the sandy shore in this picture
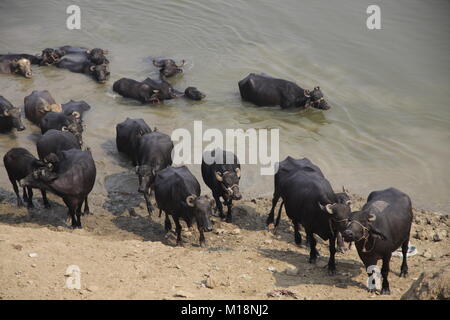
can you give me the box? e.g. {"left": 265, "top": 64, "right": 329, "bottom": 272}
{"left": 0, "top": 189, "right": 448, "bottom": 300}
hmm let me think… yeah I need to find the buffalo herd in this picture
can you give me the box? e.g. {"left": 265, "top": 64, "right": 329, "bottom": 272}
{"left": 0, "top": 46, "right": 414, "bottom": 295}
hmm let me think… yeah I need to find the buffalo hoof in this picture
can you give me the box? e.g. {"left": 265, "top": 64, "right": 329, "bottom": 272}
{"left": 200, "top": 242, "right": 207, "bottom": 248}
{"left": 27, "top": 203, "right": 35, "bottom": 209}
{"left": 400, "top": 270, "right": 408, "bottom": 278}
{"left": 176, "top": 241, "right": 184, "bottom": 247}
{"left": 44, "top": 203, "right": 51, "bottom": 209}
{"left": 328, "top": 268, "right": 337, "bottom": 276}
{"left": 225, "top": 217, "right": 232, "bottom": 223}
{"left": 309, "top": 257, "right": 317, "bottom": 264}
{"left": 267, "top": 223, "right": 275, "bottom": 231}
{"left": 381, "top": 288, "right": 391, "bottom": 295}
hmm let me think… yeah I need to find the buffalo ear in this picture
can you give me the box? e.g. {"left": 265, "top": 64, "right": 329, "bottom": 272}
{"left": 235, "top": 167, "right": 241, "bottom": 178}
{"left": 186, "top": 195, "right": 196, "bottom": 207}
{"left": 318, "top": 202, "right": 334, "bottom": 214}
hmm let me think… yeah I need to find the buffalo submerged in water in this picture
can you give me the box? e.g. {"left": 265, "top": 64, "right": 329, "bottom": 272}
{"left": 238, "top": 73, "right": 330, "bottom": 110}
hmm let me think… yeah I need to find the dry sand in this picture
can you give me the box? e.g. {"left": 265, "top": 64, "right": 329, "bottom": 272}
{"left": 0, "top": 189, "right": 448, "bottom": 300}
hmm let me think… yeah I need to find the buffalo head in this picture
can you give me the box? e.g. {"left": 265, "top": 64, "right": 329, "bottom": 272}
{"left": 88, "top": 63, "right": 110, "bottom": 83}
{"left": 1, "top": 107, "right": 25, "bottom": 131}
{"left": 12, "top": 58, "right": 32, "bottom": 78}
{"left": 40, "top": 48, "right": 65, "bottom": 66}
{"left": 318, "top": 201, "right": 351, "bottom": 233}
{"left": 86, "top": 48, "right": 109, "bottom": 65}
{"left": 136, "top": 165, "right": 156, "bottom": 194}
{"left": 215, "top": 168, "right": 242, "bottom": 201}
{"left": 184, "top": 87, "right": 206, "bottom": 101}
{"left": 186, "top": 194, "right": 214, "bottom": 233}
{"left": 306, "top": 86, "right": 330, "bottom": 110}
{"left": 342, "top": 211, "right": 388, "bottom": 244}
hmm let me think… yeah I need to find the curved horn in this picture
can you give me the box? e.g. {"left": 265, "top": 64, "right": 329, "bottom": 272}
{"left": 215, "top": 171, "right": 223, "bottom": 182}
{"left": 235, "top": 167, "right": 241, "bottom": 178}
{"left": 61, "top": 126, "right": 69, "bottom": 132}
{"left": 304, "top": 89, "right": 310, "bottom": 98}
{"left": 176, "top": 59, "right": 186, "bottom": 67}
{"left": 318, "top": 202, "right": 334, "bottom": 215}
{"left": 368, "top": 213, "right": 376, "bottom": 222}
{"left": 3, "top": 109, "right": 10, "bottom": 116}
{"left": 186, "top": 195, "right": 196, "bottom": 207}
{"left": 89, "top": 65, "right": 95, "bottom": 72}
{"left": 72, "top": 111, "right": 81, "bottom": 119}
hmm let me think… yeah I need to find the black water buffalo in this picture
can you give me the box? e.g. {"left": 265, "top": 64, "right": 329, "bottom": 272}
{"left": 24, "top": 90, "right": 62, "bottom": 125}
{"left": 153, "top": 58, "right": 185, "bottom": 78}
{"left": 136, "top": 131, "right": 174, "bottom": 215}
{"left": 61, "top": 100, "right": 91, "bottom": 121}
{"left": 154, "top": 166, "right": 214, "bottom": 247}
{"left": 342, "top": 188, "right": 413, "bottom": 295}
{"left": 143, "top": 77, "right": 182, "bottom": 100}
{"left": 39, "top": 48, "right": 66, "bottom": 66}
{"left": 0, "top": 96, "right": 25, "bottom": 132}
{"left": 266, "top": 156, "right": 352, "bottom": 252}
{"left": 184, "top": 87, "right": 206, "bottom": 101}
{"left": 201, "top": 149, "right": 241, "bottom": 223}
{"left": 20, "top": 149, "right": 96, "bottom": 228}
{"left": 3, "top": 148, "right": 47, "bottom": 208}
{"left": 0, "top": 53, "right": 41, "bottom": 65}
{"left": 0, "top": 56, "right": 32, "bottom": 78}
{"left": 86, "top": 48, "right": 109, "bottom": 65}
{"left": 36, "top": 129, "right": 81, "bottom": 161}
{"left": 113, "top": 78, "right": 161, "bottom": 104}
{"left": 55, "top": 46, "right": 110, "bottom": 83}
{"left": 40, "top": 112, "right": 84, "bottom": 146}
{"left": 273, "top": 157, "right": 351, "bottom": 275}
{"left": 238, "top": 73, "right": 330, "bottom": 110}
{"left": 115, "top": 118, "right": 152, "bottom": 165}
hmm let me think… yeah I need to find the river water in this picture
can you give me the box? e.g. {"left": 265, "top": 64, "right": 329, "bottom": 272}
{"left": 0, "top": 0, "right": 449, "bottom": 213}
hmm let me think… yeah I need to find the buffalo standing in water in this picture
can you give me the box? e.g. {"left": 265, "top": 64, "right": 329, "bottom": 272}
{"left": 0, "top": 96, "right": 25, "bottom": 132}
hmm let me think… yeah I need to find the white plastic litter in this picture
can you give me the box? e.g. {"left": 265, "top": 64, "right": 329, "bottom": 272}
{"left": 392, "top": 243, "right": 417, "bottom": 257}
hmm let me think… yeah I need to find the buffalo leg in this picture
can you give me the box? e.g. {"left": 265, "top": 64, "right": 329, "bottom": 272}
{"left": 327, "top": 234, "right": 337, "bottom": 275}
{"left": 10, "top": 179, "right": 24, "bottom": 207}
{"left": 174, "top": 216, "right": 183, "bottom": 246}
{"left": 266, "top": 193, "right": 280, "bottom": 228}
{"left": 83, "top": 197, "right": 91, "bottom": 215}
{"left": 213, "top": 193, "right": 224, "bottom": 219}
{"left": 225, "top": 199, "right": 233, "bottom": 223}
{"left": 293, "top": 219, "right": 302, "bottom": 246}
{"left": 198, "top": 225, "right": 206, "bottom": 248}
{"left": 26, "top": 187, "right": 34, "bottom": 208}
{"left": 307, "top": 231, "right": 318, "bottom": 264}
{"left": 164, "top": 212, "right": 172, "bottom": 233}
{"left": 274, "top": 201, "right": 284, "bottom": 231}
{"left": 22, "top": 187, "right": 29, "bottom": 202}
{"left": 337, "top": 232, "right": 348, "bottom": 253}
{"left": 380, "top": 254, "right": 391, "bottom": 295}
{"left": 41, "top": 190, "right": 50, "bottom": 208}
{"left": 400, "top": 238, "right": 409, "bottom": 277}
{"left": 143, "top": 192, "right": 154, "bottom": 216}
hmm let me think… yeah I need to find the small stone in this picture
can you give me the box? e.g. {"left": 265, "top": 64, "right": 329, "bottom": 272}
{"left": 267, "top": 266, "right": 277, "bottom": 272}
{"left": 174, "top": 291, "right": 191, "bottom": 298}
{"left": 12, "top": 244, "right": 23, "bottom": 251}
{"left": 31, "top": 264, "right": 36, "bottom": 268}
{"left": 214, "top": 228, "right": 226, "bottom": 235}
{"left": 231, "top": 228, "right": 241, "bottom": 235}
{"left": 239, "top": 274, "right": 251, "bottom": 280}
{"left": 433, "top": 230, "right": 447, "bottom": 242}
{"left": 86, "top": 285, "right": 99, "bottom": 292}
{"left": 205, "top": 277, "right": 217, "bottom": 289}
{"left": 184, "top": 231, "right": 193, "bottom": 236}
{"left": 28, "top": 253, "right": 38, "bottom": 258}
{"left": 264, "top": 239, "right": 273, "bottom": 245}
{"left": 422, "top": 249, "right": 432, "bottom": 259}
{"left": 175, "top": 264, "right": 181, "bottom": 269}
{"left": 27, "top": 280, "right": 33, "bottom": 285}
{"left": 285, "top": 266, "right": 299, "bottom": 276}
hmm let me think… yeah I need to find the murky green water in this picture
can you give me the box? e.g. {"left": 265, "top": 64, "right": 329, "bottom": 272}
{"left": 0, "top": 0, "right": 449, "bottom": 212}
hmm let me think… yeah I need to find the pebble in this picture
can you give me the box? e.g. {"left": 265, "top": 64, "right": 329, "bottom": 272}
{"left": 86, "top": 285, "right": 99, "bottom": 292}
{"left": 231, "top": 228, "right": 241, "bottom": 235}
{"left": 214, "top": 228, "right": 226, "bottom": 235}
{"left": 264, "top": 239, "right": 273, "bottom": 245}
{"left": 239, "top": 274, "right": 251, "bottom": 280}
{"left": 422, "top": 249, "right": 433, "bottom": 259}
{"left": 205, "top": 277, "right": 217, "bottom": 289}
{"left": 28, "top": 253, "right": 38, "bottom": 258}
{"left": 433, "top": 230, "right": 447, "bottom": 242}
{"left": 31, "top": 264, "right": 36, "bottom": 268}
{"left": 285, "top": 266, "right": 299, "bottom": 276}
{"left": 267, "top": 266, "right": 277, "bottom": 272}
{"left": 174, "top": 291, "right": 191, "bottom": 298}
